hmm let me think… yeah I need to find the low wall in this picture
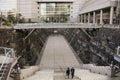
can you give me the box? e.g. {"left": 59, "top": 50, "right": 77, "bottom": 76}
{"left": 20, "top": 66, "right": 40, "bottom": 80}
{"left": 81, "top": 64, "right": 111, "bottom": 76}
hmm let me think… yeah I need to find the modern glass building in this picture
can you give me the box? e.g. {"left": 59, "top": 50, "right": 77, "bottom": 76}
{"left": 39, "top": 2, "right": 71, "bottom": 22}
{"left": 17, "top": 0, "right": 86, "bottom": 23}
{"left": 17, "top": 0, "right": 118, "bottom": 24}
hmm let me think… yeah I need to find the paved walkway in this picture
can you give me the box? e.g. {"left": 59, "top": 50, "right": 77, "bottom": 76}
{"left": 24, "top": 35, "right": 114, "bottom": 80}
{"left": 24, "top": 70, "right": 54, "bottom": 80}
{"left": 39, "top": 35, "right": 81, "bottom": 70}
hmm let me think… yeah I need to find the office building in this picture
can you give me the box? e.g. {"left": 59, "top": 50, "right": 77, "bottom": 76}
{"left": 79, "top": 0, "right": 117, "bottom": 24}
{"left": 17, "top": 0, "right": 118, "bottom": 24}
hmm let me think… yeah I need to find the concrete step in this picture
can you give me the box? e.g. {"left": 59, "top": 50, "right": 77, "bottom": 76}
{"left": 75, "top": 68, "right": 112, "bottom": 80}
{"left": 0, "top": 64, "right": 9, "bottom": 66}
{"left": 24, "top": 70, "right": 54, "bottom": 80}
{"left": 23, "top": 68, "right": 117, "bottom": 80}
{"left": 1, "top": 66, "right": 8, "bottom": 70}
{"left": 0, "top": 76, "right": 5, "bottom": 80}
{"left": 54, "top": 72, "right": 80, "bottom": 80}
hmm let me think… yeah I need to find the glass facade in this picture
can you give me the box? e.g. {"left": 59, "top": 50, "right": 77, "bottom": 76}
{"left": 39, "top": 3, "right": 71, "bottom": 23}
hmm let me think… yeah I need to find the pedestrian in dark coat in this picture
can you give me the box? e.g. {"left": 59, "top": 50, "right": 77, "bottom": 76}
{"left": 66, "top": 67, "right": 70, "bottom": 78}
{"left": 71, "top": 67, "right": 75, "bottom": 79}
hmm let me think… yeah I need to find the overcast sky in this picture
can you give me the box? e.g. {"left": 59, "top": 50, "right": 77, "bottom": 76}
{"left": 0, "top": 0, "right": 17, "bottom": 11}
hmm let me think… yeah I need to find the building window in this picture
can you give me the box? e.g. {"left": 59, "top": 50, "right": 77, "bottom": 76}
{"left": 39, "top": 2, "right": 72, "bottom": 22}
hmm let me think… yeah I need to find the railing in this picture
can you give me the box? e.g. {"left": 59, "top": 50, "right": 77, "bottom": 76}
{"left": 14, "top": 23, "right": 102, "bottom": 29}
{"left": 6, "top": 56, "right": 21, "bottom": 80}
{"left": 0, "top": 47, "right": 15, "bottom": 80}
{"left": 0, "top": 25, "right": 13, "bottom": 29}
{"left": 0, "top": 23, "right": 120, "bottom": 29}
{"left": 103, "top": 24, "right": 120, "bottom": 28}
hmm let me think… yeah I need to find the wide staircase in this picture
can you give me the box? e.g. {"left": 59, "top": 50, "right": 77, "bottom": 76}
{"left": 20, "top": 36, "right": 113, "bottom": 80}
{"left": 23, "top": 66, "right": 112, "bottom": 80}
{"left": 0, "top": 62, "right": 11, "bottom": 80}
{"left": 0, "top": 47, "right": 18, "bottom": 80}
{"left": 23, "top": 69, "right": 80, "bottom": 80}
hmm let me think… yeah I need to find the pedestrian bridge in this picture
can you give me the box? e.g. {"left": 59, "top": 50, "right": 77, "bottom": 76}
{"left": 0, "top": 23, "right": 120, "bottom": 29}
{"left": 14, "top": 23, "right": 102, "bottom": 29}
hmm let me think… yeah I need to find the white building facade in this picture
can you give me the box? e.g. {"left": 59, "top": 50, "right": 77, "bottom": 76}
{"left": 17, "top": 0, "right": 118, "bottom": 23}
{"left": 17, "top": 0, "right": 38, "bottom": 22}
{"left": 79, "top": 0, "right": 117, "bottom": 24}
{"left": 17, "top": 0, "right": 74, "bottom": 22}
{"left": 17, "top": 0, "right": 87, "bottom": 23}
{"left": 70, "top": 0, "right": 86, "bottom": 22}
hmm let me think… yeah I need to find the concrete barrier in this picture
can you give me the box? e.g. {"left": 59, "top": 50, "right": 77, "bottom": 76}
{"left": 81, "top": 64, "right": 111, "bottom": 76}
{"left": 81, "top": 64, "right": 93, "bottom": 70}
{"left": 20, "top": 66, "right": 40, "bottom": 80}
{"left": 89, "top": 66, "right": 111, "bottom": 76}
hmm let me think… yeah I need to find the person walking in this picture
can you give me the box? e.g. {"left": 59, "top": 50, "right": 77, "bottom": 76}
{"left": 66, "top": 67, "right": 70, "bottom": 78}
{"left": 71, "top": 67, "right": 75, "bottom": 79}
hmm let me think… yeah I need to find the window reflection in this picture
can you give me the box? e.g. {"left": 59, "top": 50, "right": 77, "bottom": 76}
{"left": 39, "top": 3, "right": 71, "bottom": 23}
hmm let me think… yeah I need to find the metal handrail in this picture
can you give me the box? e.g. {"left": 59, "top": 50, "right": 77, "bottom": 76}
{"left": 0, "top": 50, "right": 11, "bottom": 71}
{"left": 1, "top": 55, "right": 10, "bottom": 79}
{"left": 0, "top": 23, "right": 120, "bottom": 29}
{"left": 0, "top": 47, "right": 15, "bottom": 80}
{"left": 6, "top": 56, "right": 21, "bottom": 80}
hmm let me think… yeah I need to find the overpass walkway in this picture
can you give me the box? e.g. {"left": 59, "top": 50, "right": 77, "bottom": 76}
{"left": 14, "top": 23, "right": 102, "bottom": 29}
{"left": 0, "top": 23, "right": 120, "bottom": 29}
{"left": 23, "top": 35, "right": 113, "bottom": 80}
